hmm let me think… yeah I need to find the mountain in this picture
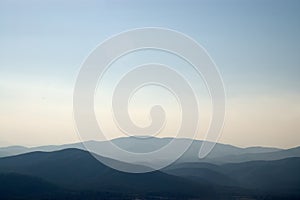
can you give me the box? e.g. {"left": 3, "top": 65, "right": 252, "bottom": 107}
{"left": 164, "top": 157, "right": 300, "bottom": 198}
{"left": 212, "top": 146, "right": 300, "bottom": 163}
{"left": 0, "top": 149, "right": 218, "bottom": 199}
{"left": 0, "top": 137, "right": 283, "bottom": 164}
{"left": 0, "top": 145, "right": 29, "bottom": 157}
{"left": 1, "top": 148, "right": 300, "bottom": 199}
{"left": 0, "top": 173, "right": 63, "bottom": 199}
{"left": 220, "top": 157, "right": 300, "bottom": 194}
{"left": 164, "top": 162, "right": 238, "bottom": 187}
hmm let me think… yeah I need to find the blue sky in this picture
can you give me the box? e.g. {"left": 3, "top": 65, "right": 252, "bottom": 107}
{"left": 1, "top": 0, "right": 300, "bottom": 93}
{"left": 0, "top": 0, "right": 300, "bottom": 147}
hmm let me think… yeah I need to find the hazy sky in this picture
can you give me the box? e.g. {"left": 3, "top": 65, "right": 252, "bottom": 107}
{"left": 0, "top": 0, "right": 300, "bottom": 148}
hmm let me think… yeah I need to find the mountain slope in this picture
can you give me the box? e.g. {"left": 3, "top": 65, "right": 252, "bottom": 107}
{"left": 0, "top": 149, "right": 217, "bottom": 199}
{"left": 221, "top": 157, "right": 300, "bottom": 193}
{"left": 0, "top": 173, "right": 62, "bottom": 199}
{"left": 1, "top": 148, "right": 300, "bottom": 199}
{"left": 164, "top": 157, "right": 300, "bottom": 198}
{"left": 213, "top": 146, "right": 300, "bottom": 163}
{"left": 0, "top": 137, "right": 283, "bottom": 163}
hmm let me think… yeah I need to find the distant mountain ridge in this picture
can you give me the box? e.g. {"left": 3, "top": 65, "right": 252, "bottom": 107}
{"left": 1, "top": 137, "right": 294, "bottom": 165}
{"left": 212, "top": 145, "right": 300, "bottom": 163}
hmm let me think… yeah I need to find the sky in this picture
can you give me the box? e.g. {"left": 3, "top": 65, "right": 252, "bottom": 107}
{"left": 0, "top": 0, "right": 300, "bottom": 148}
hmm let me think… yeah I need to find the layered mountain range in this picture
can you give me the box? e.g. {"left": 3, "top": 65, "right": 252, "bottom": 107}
{"left": 0, "top": 137, "right": 299, "bottom": 199}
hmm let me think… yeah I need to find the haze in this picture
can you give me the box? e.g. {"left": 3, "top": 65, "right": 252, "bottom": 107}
{"left": 0, "top": 0, "right": 299, "bottom": 148}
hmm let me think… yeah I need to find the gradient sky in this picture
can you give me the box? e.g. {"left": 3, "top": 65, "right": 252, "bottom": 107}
{"left": 0, "top": 0, "right": 300, "bottom": 148}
